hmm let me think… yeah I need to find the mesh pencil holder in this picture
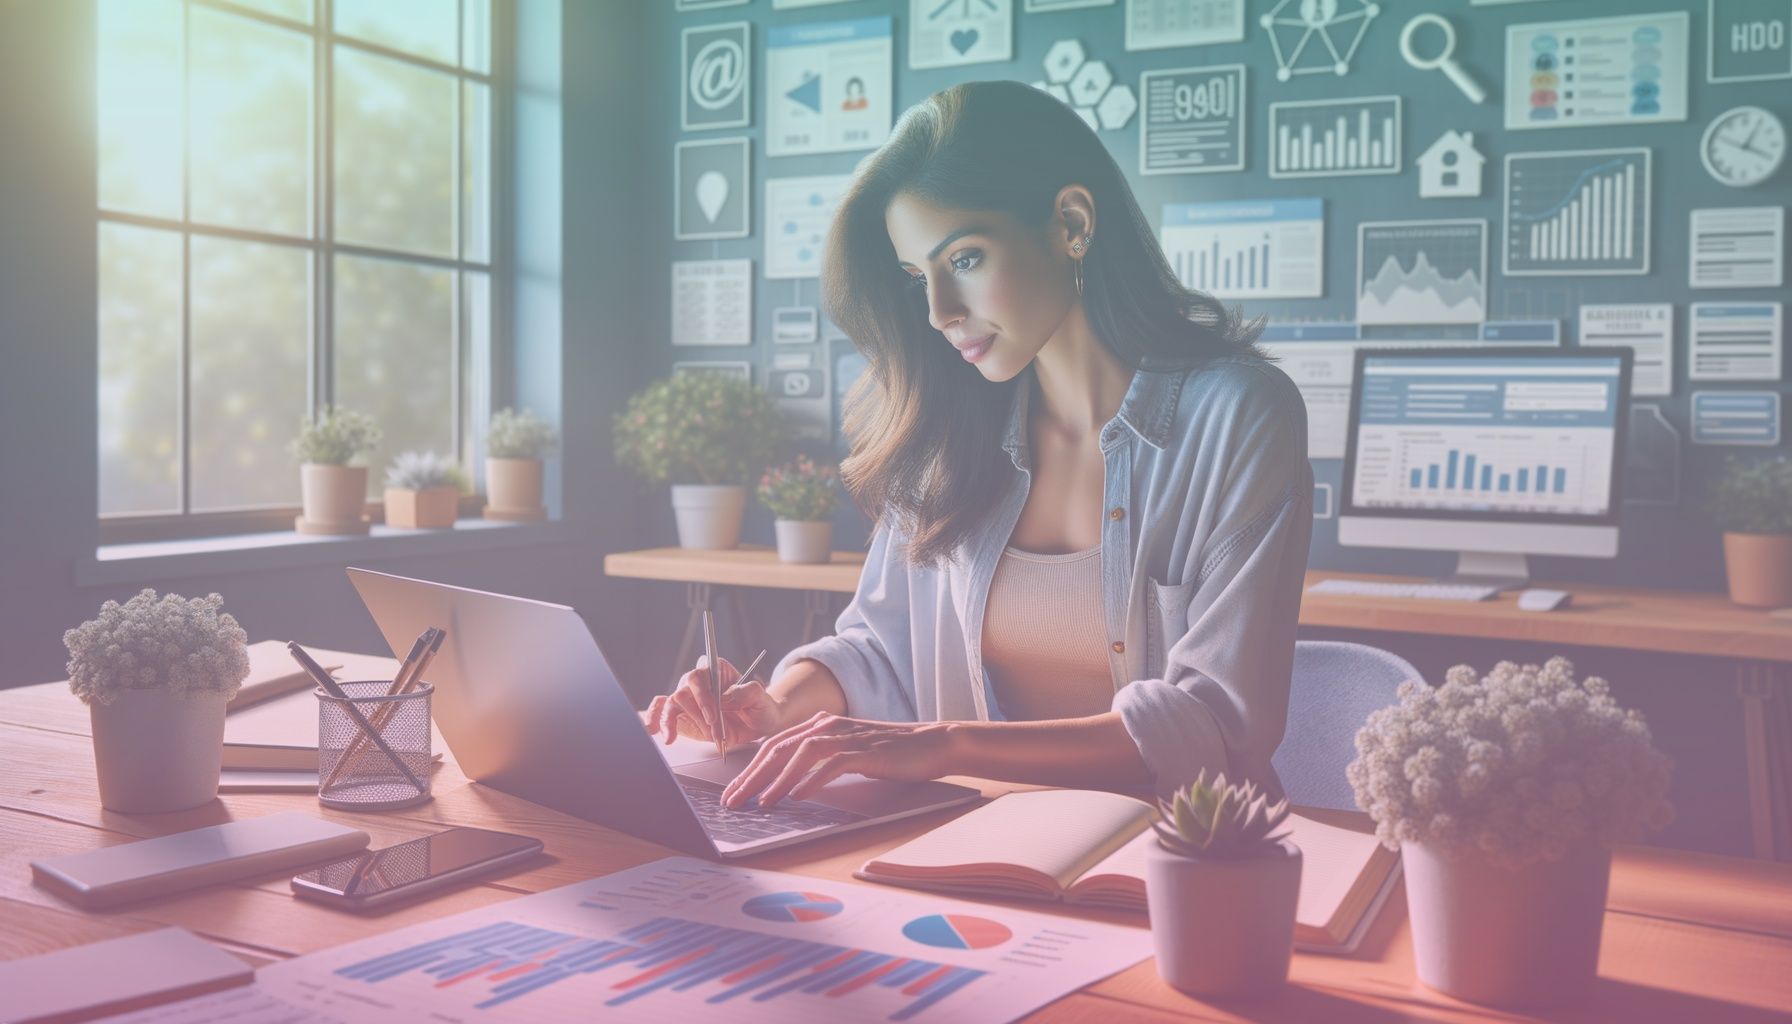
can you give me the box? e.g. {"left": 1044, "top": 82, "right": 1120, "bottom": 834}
{"left": 315, "top": 680, "right": 434, "bottom": 811}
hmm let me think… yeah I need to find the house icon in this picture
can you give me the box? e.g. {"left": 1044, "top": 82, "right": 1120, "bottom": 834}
{"left": 1417, "top": 131, "right": 1485, "bottom": 198}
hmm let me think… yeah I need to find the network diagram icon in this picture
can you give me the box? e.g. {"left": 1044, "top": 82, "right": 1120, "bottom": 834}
{"left": 1260, "top": 0, "right": 1381, "bottom": 82}
{"left": 1032, "top": 39, "right": 1138, "bottom": 132}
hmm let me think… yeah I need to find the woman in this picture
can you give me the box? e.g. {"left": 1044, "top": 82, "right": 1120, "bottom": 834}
{"left": 648, "top": 81, "right": 1312, "bottom": 811}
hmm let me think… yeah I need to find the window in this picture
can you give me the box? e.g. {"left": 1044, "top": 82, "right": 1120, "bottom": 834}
{"left": 97, "top": 0, "right": 499, "bottom": 540}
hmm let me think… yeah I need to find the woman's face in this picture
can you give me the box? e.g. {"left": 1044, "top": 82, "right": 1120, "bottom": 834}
{"left": 885, "top": 192, "right": 1076, "bottom": 383}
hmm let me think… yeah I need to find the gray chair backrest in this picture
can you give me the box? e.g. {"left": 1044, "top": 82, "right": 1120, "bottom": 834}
{"left": 1272, "top": 640, "right": 1422, "bottom": 811}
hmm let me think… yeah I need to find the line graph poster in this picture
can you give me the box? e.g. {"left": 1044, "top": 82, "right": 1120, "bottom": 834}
{"left": 1503, "top": 148, "right": 1651, "bottom": 276}
{"left": 1357, "top": 220, "right": 1488, "bottom": 326}
{"left": 1160, "top": 198, "right": 1325, "bottom": 299}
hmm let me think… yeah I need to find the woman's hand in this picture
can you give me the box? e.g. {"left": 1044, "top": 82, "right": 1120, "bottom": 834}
{"left": 645, "top": 656, "right": 787, "bottom": 754}
{"left": 720, "top": 712, "right": 959, "bottom": 809}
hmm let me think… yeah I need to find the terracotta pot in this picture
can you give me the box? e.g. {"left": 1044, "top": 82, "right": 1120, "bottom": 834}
{"left": 1404, "top": 840, "right": 1611, "bottom": 1008}
{"left": 671, "top": 484, "right": 747, "bottom": 549}
{"left": 774, "top": 520, "right": 833, "bottom": 563}
{"left": 1145, "top": 838, "right": 1301, "bottom": 998}
{"left": 486, "top": 457, "right": 544, "bottom": 516}
{"left": 385, "top": 486, "right": 459, "bottom": 529}
{"left": 300, "top": 464, "right": 367, "bottom": 527}
{"left": 89, "top": 688, "right": 228, "bottom": 813}
{"left": 1722, "top": 532, "right": 1792, "bottom": 608}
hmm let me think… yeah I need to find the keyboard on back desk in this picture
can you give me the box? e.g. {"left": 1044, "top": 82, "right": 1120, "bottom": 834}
{"left": 676, "top": 775, "right": 867, "bottom": 843}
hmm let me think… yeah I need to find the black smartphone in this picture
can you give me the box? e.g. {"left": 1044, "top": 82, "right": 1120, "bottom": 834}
{"left": 290, "top": 827, "right": 542, "bottom": 911}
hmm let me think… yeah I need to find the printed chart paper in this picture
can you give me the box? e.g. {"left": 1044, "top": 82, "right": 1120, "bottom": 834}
{"left": 1356, "top": 220, "right": 1488, "bottom": 326}
{"left": 1689, "top": 207, "right": 1785, "bottom": 289}
{"left": 100, "top": 857, "right": 1154, "bottom": 1024}
{"left": 672, "top": 259, "right": 753, "bottom": 347}
{"left": 767, "top": 18, "right": 893, "bottom": 157}
{"left": 1161, "top": 198, "right": 1325, "bottom": 299}
{"left": 1139, "top": 64, "right": 1246, "bottom": 175}
{"left": 1688, "top": 302, "right": 1783, "bottom": 381}
{"left": 1579, "top": 304, "right": 1673, "bottom": 396}
{"left": 909, "top": 0, "right": 1012, "bottom": 70}
{"left": 764, "top": 175, "right": 851, "bottom": 279}
{"left": 1256, "top": 323, "right": 1360, "bottom": 459}
{"left": 1505, "top": 12, "right": 1690, "bottom": 130}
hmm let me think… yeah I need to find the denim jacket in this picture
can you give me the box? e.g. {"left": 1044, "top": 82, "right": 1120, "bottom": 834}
{"left": 771, "top": 353, "right": 1313, "bottom": 798}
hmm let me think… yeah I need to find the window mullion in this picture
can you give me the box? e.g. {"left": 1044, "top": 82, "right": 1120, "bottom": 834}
{"left": 317, "top": 0, "right": 334, "bottom": 411}
{"left": 179, "top": 0, "right": 193, "bottom": 517}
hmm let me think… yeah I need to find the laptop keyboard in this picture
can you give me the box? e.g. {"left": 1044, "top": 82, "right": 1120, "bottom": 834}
{"left": 676, "top": 775, "right": 867, "bottom": 844}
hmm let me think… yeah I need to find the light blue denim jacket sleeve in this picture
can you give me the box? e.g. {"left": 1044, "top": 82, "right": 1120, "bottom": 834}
{"left": 772, "top": 354, "right": 1313, "bottom": 798}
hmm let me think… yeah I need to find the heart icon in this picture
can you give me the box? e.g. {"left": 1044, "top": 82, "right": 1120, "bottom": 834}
{"left": 695, "top": 171, "right": 729, "bottom": 223}
{"left": 950, "top": 28, "right": 979, "bottom": 55}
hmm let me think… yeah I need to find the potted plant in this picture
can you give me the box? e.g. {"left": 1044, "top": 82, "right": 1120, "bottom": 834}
{"left": 614, "top": 374, "right": 786, "bottom": 550}
{"left": 484, "top": 407, "right": 558, "bottom": 521}
{"left": 758, "top": 456, "right": 842, "bottom": 563}
{"left": 1348, "top": 657, "right": 1674, "bottom": 1008}
{"left": 1707, "top": 453, "right": 1792, "bottom": 608}
{"left": 384, "top": 450, "right": 468, "bottom": 530}
{"left": 1144, "top": 770, "right": 1299, "bottom": 998}
{"left": 62, "top": 589, "right": 251, "bottom": 813}
{"left": 289, "top": 406, "right": 380, "bottom": 535}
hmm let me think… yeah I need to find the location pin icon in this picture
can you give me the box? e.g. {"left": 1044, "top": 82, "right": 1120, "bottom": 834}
{"left": 695, "top": 171, "right": 729, "bottom": 224}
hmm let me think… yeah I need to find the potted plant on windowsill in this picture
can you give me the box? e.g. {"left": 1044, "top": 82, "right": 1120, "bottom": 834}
{"left": 1144, "top": 770, "right": 1299, "bottom": 998}
{"left": 1706, "top": 453, "right": 1792, "bottom": 608}
{"left": 63, "top": 589, "right": 251, "bottom": 813}
{"left": 1348, "top": 657, "right": 1674, "bottom": 1008}
{"left": 484, "top": 407, "right": 558, "bottom": 522}
{"left": 384, "top": 450, "right": 468, "bottom": 530}
{"left": 289, "top": 406, "right": 380, "bottom": 536}
{"left": 758, "top": 456, "right": 842, "bottom": 563}
{"left": 614, "top": 373, "right": 786, "bottom": 550}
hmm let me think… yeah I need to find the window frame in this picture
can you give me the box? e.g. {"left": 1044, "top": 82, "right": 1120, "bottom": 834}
{"left": 97, "top": 0, "right": 511, "bottom": 545}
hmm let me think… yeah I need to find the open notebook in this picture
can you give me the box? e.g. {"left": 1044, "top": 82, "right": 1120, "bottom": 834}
{"left": 855, "top": 789, "right": 1401, "bottom": 954}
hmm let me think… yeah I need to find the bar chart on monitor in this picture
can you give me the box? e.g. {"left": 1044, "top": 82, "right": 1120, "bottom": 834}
{"left": 1503, "top": 148, "right": 1651, "bottom": 276}
{"left": 1268, "top": 96, "right": 1401, "bottom": 178}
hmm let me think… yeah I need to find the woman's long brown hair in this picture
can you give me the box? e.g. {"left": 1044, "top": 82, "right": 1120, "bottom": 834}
{"left": 824, "top": 80, "right": 1261, "bottom": 568}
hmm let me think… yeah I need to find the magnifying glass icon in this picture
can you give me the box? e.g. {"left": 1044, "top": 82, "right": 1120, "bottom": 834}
{"left": 1400, "top": 13, "right": 1487, "bottom": 104}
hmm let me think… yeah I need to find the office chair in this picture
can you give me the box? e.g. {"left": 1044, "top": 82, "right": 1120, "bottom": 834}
{"left": 1272, "top": 641, "right": 1424, "bottom": 811}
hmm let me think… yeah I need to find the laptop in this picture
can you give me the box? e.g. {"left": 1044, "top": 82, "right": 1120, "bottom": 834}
{"left": 347, "top": 568, "right": 981, "bottom": 858}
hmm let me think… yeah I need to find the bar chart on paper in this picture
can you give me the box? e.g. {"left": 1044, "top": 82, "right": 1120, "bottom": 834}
{"left": 221, "top": 857, "right": 1152, "bottom": 1024}
{"left": 1269, "top": 96, "right": 1401, "bottom": 178}
{"left": 1503, "top": 149, "right": 1651, "bottom": 276}
{"left": 1161, "top": 198, "right": 1325, "bottom": 299}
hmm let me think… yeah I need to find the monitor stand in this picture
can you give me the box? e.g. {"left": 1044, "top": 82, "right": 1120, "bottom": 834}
{"left": 1440, "top": 551, "right": 1530, "bottom": 591}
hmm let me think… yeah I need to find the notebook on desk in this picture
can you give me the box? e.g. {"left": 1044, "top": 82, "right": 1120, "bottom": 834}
{"left": 855, "top": 789, "right": 1402, "bottom": 954}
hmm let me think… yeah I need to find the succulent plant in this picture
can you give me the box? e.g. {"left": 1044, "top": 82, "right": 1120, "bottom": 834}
{"left": 1152, "top": 769, "right": 1292, "bottom": 861}
{"left": 385, "top": 450, "right": 468, "bottom": 491}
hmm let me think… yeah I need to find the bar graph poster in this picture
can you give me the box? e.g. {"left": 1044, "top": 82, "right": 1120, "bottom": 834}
{"left": 1160, "top": 198, "right": 1324, "bottom": 299}
{"left": 1688, "top": 302, "right": 1783, "bottom": 381}
{"left": 201, "top": 856, "right": 1154, "bottom": 1023}
{"left": 1505, "top": 12, "right": 1689, "bottom": 130}
{"left": 1356, "top": 220, "right": 1488, "bottom": 326}
{"left": 767, "top": 18, "right": 893, "bottom": 157}
{"left": 1268, "top": 96, "right": 1401, "bottom": 179}
{"left": 1139, "top": 64, "right": 1245, "bottom": 175}
{"left": 1691, "top": 391, "right": 1782, "bottom": 446}
{"left": 1502, "top": 148, "right": 1651, "bottom": 276}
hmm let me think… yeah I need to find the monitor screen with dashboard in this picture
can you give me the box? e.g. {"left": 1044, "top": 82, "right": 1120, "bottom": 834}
{"left": 1338, "top": 346, "right": 1633, "bottom": 586}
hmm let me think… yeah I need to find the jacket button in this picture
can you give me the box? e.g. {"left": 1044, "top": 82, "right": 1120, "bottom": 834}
{"left": 1111, "top": 641, "right": 1126, "bottom": 654}
{"left": 1109, "top": 506, "right": 1125, "bottom": 521}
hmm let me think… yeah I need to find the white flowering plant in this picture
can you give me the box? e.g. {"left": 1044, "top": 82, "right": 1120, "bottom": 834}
{"left": 487, "top": 408, "right": 559, "bottom": 460}
{"left": 62, "top": 590, "right": 251, "bottom": 705}
{"left": 1346, "top": 657, "right": 1673, "bottom": 868}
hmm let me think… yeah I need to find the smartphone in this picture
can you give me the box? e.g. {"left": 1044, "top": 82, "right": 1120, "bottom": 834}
{"left": 291, "top": 827, "right": 542, "bottom": 911}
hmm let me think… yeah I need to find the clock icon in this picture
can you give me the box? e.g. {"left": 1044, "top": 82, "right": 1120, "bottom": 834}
{"left": 1700, "top": 106, "right": 1785, "bottom": 188}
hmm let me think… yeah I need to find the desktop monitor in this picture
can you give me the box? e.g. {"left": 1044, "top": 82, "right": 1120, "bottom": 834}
{"left": 1338, "top": 346, "right": 1633, "bottom": 588}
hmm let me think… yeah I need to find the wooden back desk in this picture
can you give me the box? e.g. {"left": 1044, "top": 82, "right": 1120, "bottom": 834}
{"left": 3, "top": 651, "right": 1790, "bottom": 1022}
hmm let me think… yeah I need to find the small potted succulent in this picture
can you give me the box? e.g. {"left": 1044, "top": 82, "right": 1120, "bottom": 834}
{"left": 484, "top": 407, "right": 558, "bottom": 521}
{"left": 63, "top": 590, "right": 251, "bottom": 813}
{"left": 758, "top": 456, "right": 842, "bottom": 563}
{"left": 1348, "top": 657, "right": 1674, "bottom": 1008}
{"left": 289, "top": 406, "right": 380, "bottom": 535}
{"left": 384, "top": 450, "right": 468, "bottom": 530}
{"left": 1145, "top": 770, "right": 1299, "bottom": 998}
{"left": 1706, "top": 453, "right": 1792, "bottom": 608}
{"left": 613, "top": 374, "right": 787, "bottom": 550}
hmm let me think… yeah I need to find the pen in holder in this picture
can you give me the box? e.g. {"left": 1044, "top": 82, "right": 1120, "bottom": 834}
{"left": 315, "top": 680, "right": 434, "bottom": 810}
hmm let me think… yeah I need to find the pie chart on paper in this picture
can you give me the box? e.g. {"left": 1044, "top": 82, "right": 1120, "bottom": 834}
{"left": 740, "top": 891, "right": 845, "bottom": 923}
{"left": 901, "top": 913, "right": 1013, "bottom": 950}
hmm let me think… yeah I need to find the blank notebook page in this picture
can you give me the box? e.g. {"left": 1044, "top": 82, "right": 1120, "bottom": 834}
{"left": 870, "top": 789, "right": 1154, "bottom": 888}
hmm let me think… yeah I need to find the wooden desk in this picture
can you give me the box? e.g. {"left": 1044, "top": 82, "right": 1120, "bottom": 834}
{"left": 605, "top": 548, "right": 1792, "bottom": 861}
{"left": 4, "top": 655, "right": 1790, "bottom": 1022}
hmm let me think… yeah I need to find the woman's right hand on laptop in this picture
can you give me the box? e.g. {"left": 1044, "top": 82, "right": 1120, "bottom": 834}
{"left": 646, "top": 656, "right": 784, "bottom": 754}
